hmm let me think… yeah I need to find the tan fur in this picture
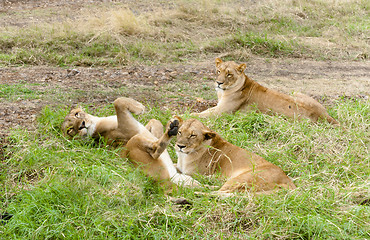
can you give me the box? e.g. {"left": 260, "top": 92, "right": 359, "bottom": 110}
{"left": 123, "top": 118, "right": 181, "bottom": 182}
{"left": 175, "top": 117, "right": 296, "bottom": 194}
{"left": 61, "top": 97, "right": 146, "bottom": 146}
{"left": 61, "top": 97, "right": 199, "bottom": 187}
{"left": 194, "top": 58, "right": 339, "bottom": 125}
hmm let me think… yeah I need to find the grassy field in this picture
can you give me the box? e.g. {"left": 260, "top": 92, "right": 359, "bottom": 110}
{"left": 0, "top": 0, "right": 368, "bottom": 66}
{"left": 1, "top": 100, "right": 369, "bottom": 239}
{"left": 1, "top": 0, "right": 369, "bottom": 239}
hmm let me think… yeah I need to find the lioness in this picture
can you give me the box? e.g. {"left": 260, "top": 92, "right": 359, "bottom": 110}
{"left": 193, "top": 58, "right": 339, "bottom": 125}
{"left": 61, "top": 97, "right": 198, "bottom": 187}
{"left": 174, "top": 117, "right": 296, "bottom": 194}
{"left": 61, "top": 97, "right": 147, "bottom": 147}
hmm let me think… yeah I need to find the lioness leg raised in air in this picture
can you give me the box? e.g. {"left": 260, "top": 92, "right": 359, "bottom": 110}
{"left": 61, "top": 97, "right": 150, "bottom": 146}
{"left": 145, "top": 119, "right": 164, "bottom": 139}
{"left": 127, "top": 118, "right": 179, "bottom": 161}
{"left": 123, "top": 118, "right": 199, "bottom": 186}
{"left": 113, "top": 97, "right": 147, "bottom": 141}
{"left": 147, "top": 118, "right": 180, "bottom": 160}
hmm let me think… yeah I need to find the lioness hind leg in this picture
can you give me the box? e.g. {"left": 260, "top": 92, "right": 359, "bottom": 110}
{"left": 293, "top": 93, "right": 339, "bottom": 125}
{"left": 124, "top": 135, "right": 171, "bottom": 181}
{"left": 218, "top": 179, "right": 245, "bottom": 193}
{"left": 145, "top": 119, "right": 164, "bottom": 139}
{"left": 114, "top": 97, "right": 145, "bottom": 139}
{"left": 219, "top": 167, "right": 296, "bottom": 194}
{"left": 114, "top": 97, "right": 145, "bottom": 115}
{"left": 147, "top": 118, "right": 180, "bottom": 160}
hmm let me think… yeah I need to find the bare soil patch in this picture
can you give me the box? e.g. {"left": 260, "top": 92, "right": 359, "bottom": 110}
{"left": 1, "top": 58, "right": 369, "bottom": 139}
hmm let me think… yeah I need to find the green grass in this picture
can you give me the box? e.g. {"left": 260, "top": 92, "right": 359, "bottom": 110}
{"left": 0, "top": 83, "right": 43, "bottom": 100}
{"left": 205, "top": 32, "right": 302, "bottom": 58}
{"left": 0, "top": 32, "right": 123, "bottom": 66}
{"left": 1, "top": 99, "right": 369, "bottom": 239}
{"left": 0, "top": 0, "right": 368, "bottom": 238}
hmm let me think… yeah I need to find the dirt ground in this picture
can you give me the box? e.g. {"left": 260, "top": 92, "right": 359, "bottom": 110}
{"left": 0, "top": 0, "right": 369, "bottom": 140}
{"left": 1, "top": 58, "right": 369, "bottom": 137}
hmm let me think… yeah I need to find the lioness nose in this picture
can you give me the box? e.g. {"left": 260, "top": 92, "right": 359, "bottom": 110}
{"left": 79, "top": 121, "right": 86, "bottom": 130}
{"left": 177, "top": 144, "right": 186, "bottom": 149}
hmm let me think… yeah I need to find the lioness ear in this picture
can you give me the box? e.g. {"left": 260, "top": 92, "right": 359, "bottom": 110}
{"left": 70, "top": 105, "right": 83, "bottom": 113}
{"left": 236, "top": 63, "right": 246, "bottom": 74}
{"left": 203, "top": 131, "right": 216, "bottom": 140}
{"left": 215, "top": 58, "right": 223, "bottom": 68}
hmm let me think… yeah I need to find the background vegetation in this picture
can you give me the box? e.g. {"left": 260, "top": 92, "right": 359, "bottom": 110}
{"left": 0, "top": 0, "right": 368, "bottom": 67}
{"left": 0, "top": 0, "right": 369, "bottom": 239}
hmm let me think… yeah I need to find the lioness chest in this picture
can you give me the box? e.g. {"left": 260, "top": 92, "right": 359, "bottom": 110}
{"left": 176, "top": 151, "right": 211, "bottom": 176}
{"left": 91, "top": 116, "right": 116, "bottom": 137}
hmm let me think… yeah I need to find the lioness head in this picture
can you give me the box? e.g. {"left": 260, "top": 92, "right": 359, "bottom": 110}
{"left": 214, "top": 58, "right": 247, "bottom": 90}
{"left": 61, "top": 108, "right": 91, "bottom": 138}
{"left": 175, "top": 118, "right": 216, "bottom": 154}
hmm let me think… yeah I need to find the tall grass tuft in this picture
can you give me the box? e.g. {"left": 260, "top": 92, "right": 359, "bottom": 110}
{"left": 87, "top": 8, "right": 148, "bottom": 36}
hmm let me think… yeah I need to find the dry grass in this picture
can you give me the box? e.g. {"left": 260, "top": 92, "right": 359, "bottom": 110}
{"left": 0, "top": 1, "right": 369, "bottom": 238}
{"left": 0, "top": 0, "right": 368, "bottom": 66}
{"left": 85, "top": 8, "right": 149, "bottom": 36}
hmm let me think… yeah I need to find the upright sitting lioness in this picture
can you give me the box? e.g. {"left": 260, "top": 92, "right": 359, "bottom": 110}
{"left": 194, "top": 58, "right": 339, "bottom": 125}
{"left": 175, "top": 117, "right": 296, "bottom": 194}
{"left": 61, "top": 97, "right": 198, "bottom": 187}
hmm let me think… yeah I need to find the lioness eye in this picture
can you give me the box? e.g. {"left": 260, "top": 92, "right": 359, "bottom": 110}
{"left": 217, "top": 70, "right": 220, "bottom": 74}
{"left": 178, "top": 131, "right": 182, "bottom": 136}
{"left": 227, "top": 74, "right": 233, "bottom": 78}
{"left": 190, "top": 134, "right": 197, "bottom": 138}
{"left": 75, "top": 112, "right": 79, "bottom": 117}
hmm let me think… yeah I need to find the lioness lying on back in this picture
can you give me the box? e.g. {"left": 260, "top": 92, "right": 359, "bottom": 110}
{"left": 174, "top": 117, "right": 296, "bottom": 194}
{"left": 194, "top": 58, "right": 339, "bottom": 125}
{"left": 61, "top": 97, "right": 198, "bottom": 187}
{"left": 62, "top": 97, "right": 147, "bottom": 147}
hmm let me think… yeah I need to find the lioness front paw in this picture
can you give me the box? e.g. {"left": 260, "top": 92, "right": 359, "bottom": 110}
{"left": 168, "top": 119, "right": 179, "bottom": 137}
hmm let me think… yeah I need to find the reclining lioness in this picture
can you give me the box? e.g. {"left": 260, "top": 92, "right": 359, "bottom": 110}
{"left": 174, "top": 117, "right": 296, "bottom": 194}
{"left": 193, "top": 58, "right": 339, "bottom": 125}
{"left": 62, "top": 97, "right": 147, "bottom": 147}
{"left": 61, "top": 97, "right": 198, "bottom": 187}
